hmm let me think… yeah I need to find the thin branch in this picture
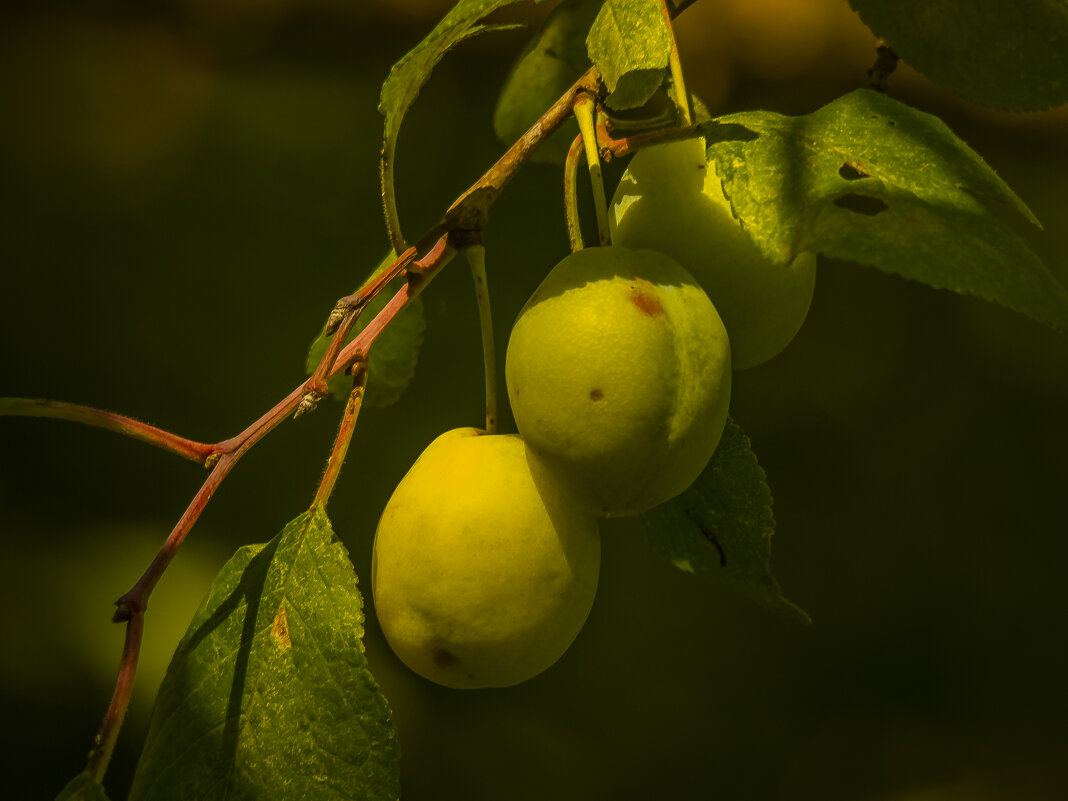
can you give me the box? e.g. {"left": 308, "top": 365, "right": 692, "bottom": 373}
{"left": 0, "top": 398, "right": 214, "bottom": 465}
{"left": 601, "top": 122, "right": 703, "bottom": 161}
{"left": 297, "top": 245, "right": 420, "bottom": 418}
{"left": 114, "top": 447, "right": 246, "bottom": 619}
{"left": 312, "top": 366, "right": 368, "bottom": 510}
{"left": 85, "top": 609, "right": 143, "bottom": 782}
{"left": 334, "top": 237, "right": 455, "bottom": 371}
{"left": 440, "top": 67, "right": 602, "bottom": 240}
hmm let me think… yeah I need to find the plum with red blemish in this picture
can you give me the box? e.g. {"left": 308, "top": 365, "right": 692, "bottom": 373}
{"left": 505, "top": 245, "right": 731, "bottom": 517}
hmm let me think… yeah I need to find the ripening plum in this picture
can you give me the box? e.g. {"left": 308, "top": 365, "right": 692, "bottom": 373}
{"left": 505, "top": 245, "right": 731, "bottom": 517}
{"left": 611, "top": 137, "right": 817, "bottom": 369}
{"left": 372, "top": 428, "right": 600, "bottom": 689}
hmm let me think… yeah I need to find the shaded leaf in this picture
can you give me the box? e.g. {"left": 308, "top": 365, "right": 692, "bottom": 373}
{"left": 586, "top": 0, "right": 671, "bottom": 110}
{"left": 306, "top": 252, "right": 427, "bottom": 408}
{"left": 129, "top": 507, "right": 399, "bottom": 801}
{"left": 641, "top": 419, "right": 809, "bottom": 623}
{"left": 703, "top": 89, "right": 1068, "bottom": 331}
{"left": 56, "top": 774, "right": 111, "bottom": 801}
{"left": 494, "top": 0, "right": 602, "bottom": 164}
{"left": 848, "top": 0, "right": 1068, "bottom": 111}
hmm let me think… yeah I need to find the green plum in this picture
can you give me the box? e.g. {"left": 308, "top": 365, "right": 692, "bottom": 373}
{"left": 611, "top": 137, "right": 817, "bottom": 369}
{"left": 372, "top": 427, "right": 600, "bottom": 689}
{"left": 505, "top": 245, "right": 731, "bottom": 517}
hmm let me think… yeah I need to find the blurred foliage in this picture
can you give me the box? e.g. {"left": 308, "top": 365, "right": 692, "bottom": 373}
{"left": 1, "top": 1, "right": 1067, "bottom": 800}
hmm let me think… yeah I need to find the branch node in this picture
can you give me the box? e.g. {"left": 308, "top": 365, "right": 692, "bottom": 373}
{"left": 447, "top": 228, "right": 483, "bottom": 251}
{"left": 867, "top": 40, "right": 899, "bottom": 93}
{"left": 112, "top": 596, "right": 141, "bottom": 624}
{"left": 294, "top": 392, "right": 323, "bottom": 419}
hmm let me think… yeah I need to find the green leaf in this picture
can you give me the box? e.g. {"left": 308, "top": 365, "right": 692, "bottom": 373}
{"left": 703, "top": 89, "right": 1068, "bottom": 332}
{"left": 493, "top": 0, "right": 602, "bottom": 165}
{"left": 641, "top": 419, "right": 808, "bottom": 623}
{"left": 129, "top": 507, "right": 399, "bottom": 801}
{"left": 848, "top": 0, "right": 1068, "bottom": 111}
{"left": 306, "top": 252, "right": 427, "bottom": 408}
{"left": 586, "top": 0, "right": 672, "bottom": 110}
{"left": 56, "top": 774, "right": 111, "bottom": 801}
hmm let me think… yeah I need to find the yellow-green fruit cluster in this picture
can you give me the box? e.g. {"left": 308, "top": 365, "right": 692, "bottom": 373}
{"left": 506, "top": 246, "right": 732, "bottom": 517}
{"left": 372, "top": 428, "right": 600, "bottom": 689}
{"left": 611, "top": 137, "right": 817, "bottom": 369}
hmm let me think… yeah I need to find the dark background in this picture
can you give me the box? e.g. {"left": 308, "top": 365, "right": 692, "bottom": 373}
{"left": 2, "top": 1, "right": 1067, "bottom": 799}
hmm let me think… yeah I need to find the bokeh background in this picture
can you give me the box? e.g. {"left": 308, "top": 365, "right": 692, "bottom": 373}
{"left": 2, "top": 1, "right": 1067, "bottom": 799}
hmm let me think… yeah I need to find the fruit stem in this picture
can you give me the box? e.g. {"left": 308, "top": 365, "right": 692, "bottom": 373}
{"left": 661, "top": 0, "right": 692, "bottom": 126}
{"left": 603, "top": 123, "right": 703, "bottom": 160}
{"left": 0, "top": 398, "right": 216, "bottom": 465}
{"left": 564, "top": 133, "right": 586, "bottom": 252}
{"left": 312, "top": 364, "right": 368, "bottom": 510}
{"left": 574, "top": 96, "right": 611, "bottom": 247}
{"left": 466, "top": 245, "right": 498, "bottom": 435}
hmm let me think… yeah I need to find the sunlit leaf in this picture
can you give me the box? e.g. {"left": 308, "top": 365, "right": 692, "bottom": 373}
{"left": 129, "top": 507, "right": 399, "bottom": 801}
{"left": 703, "top": 89, "right": 1068, "bottom": 331}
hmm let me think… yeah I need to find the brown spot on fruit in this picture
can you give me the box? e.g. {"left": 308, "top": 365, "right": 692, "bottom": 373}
{"left": 589, "top": 388, "right": 604, "bottom": 401}
{"left": 628, "top": 280, "right": 663, "bottom": 316}
{"left": 433, "top": 647, "right": 459, "bottom": 667}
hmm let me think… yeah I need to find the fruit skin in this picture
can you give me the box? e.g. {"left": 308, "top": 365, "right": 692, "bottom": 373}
{"left": 506, "top": 245, "right": 731, "bottom": 517}
{"left": 371, "top": 428, "right": 600, "bottom": 689}
{"left": 610, "top": 137, "right": 817, "bottom": 369}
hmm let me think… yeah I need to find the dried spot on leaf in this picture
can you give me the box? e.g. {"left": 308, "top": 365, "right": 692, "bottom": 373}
{"left": 271, "top": 605, "right": 291, "bottom": 650}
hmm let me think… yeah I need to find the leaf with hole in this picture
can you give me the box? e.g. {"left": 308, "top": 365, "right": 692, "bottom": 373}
{"left": 702, "top": 89, "right": 1068, "bottom": 331}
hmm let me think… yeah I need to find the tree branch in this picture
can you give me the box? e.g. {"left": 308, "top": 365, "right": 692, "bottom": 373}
{"left": 0, "top": 398, "right": 215, "bottom": 465}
